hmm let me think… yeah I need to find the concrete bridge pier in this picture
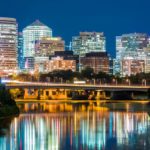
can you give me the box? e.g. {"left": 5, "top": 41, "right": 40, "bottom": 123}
{"left": 24, "top": 88, "right": 39, "bottom": 99}
{"left": 40, "top": 89, "right": 69, "bottom": 100}
{"left": 95, "top": 90, "right": 106, "bottom": 100}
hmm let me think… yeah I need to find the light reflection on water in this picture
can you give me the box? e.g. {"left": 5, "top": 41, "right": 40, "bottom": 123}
{"left": 0, "top": 102, "right": 150, "bottom": 150}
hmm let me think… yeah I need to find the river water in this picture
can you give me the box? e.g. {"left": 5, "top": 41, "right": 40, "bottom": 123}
{"left": 0, "top": 101, "right": 150, "bottom": 150}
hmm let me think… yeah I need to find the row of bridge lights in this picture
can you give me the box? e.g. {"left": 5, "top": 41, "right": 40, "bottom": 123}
{"left": 112, "top": 78, "right": 147, "bottom": 86}
{"left": 30, "top": 75, "right": 147, "bottom": 86}
{"left": 90, "top": 78, "right": 147, "bottom": 86}
{"left": 87, "top": 78, "right": 147, "bottom": 86}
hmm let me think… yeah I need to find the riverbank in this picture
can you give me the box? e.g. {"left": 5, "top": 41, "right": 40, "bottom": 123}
{"left": 15, "top": 99, "right": 150, "bottom": 104}
{"left": 0, "top": 84, "right": 20, "bottom": 118}
{"left": 0, "top": 105, "right": 19, "bottom": 118}
{"left": 16, "top": 99, "right": 150, "bottom": 114}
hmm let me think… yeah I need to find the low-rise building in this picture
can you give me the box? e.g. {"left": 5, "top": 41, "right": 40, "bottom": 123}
{"left": 48, "top": 56, "right": 76, "bottom": 72}
{"left": 122, "top": 59, "right": 145, "bottom": 76}
{"left": 80, "top": 52, "right": 110, "bottom": 74}
{"left": 34, "top": 57, "right": 49, "bottom": 73}
{"left": 34, "top": 51, "right": 77, "bottom": 73}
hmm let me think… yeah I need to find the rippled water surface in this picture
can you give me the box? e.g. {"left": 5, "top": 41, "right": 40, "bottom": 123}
{"left": 0, "top": 101, "right": 150, "bottom": 150}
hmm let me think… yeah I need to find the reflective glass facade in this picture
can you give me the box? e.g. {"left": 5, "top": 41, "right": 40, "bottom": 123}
{"left": 23, "top": 20, "right": 52, "bottom": 58}
{"left": 114, "top": 33, "right": 150, "bottom": 76}
{"left": 72, "top": 32, "right": 106, "bottom": 56}
{"left": 18, "top": 32, "right": 24, "bottom": 70}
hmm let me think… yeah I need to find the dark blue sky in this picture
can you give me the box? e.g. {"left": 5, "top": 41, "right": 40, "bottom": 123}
{"left": 1, "top": 0, "right": 150, "bottom": 57}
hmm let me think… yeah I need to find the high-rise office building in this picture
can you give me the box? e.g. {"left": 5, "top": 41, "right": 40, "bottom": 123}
{"left": 18, "top": 32, "right": 24, "bottom": 70}
{"left": 23, "top": 20, "right": 52, "bottom": 70}
{"left": 114, "top": 33, "right": 150, "bottom": 76}
{"left": 35, "top": 37, "right": 65, "bottom": 56}
{"left": 0, "top": 17, "right": 18, "bottom": 75}
{"left": 72, "top": 32, "right": 106, "bottom": 56}
{"left": 144, "top": 39, "right": 150, "bottom": 73}
{"left": 23, "top": 20, "right": 52, "bottom": 57}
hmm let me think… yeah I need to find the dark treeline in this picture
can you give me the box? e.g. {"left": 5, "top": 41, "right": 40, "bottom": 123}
{"left": 0, "top": 84, "right": 19, "bottom": 117}
{"left": 0, "top": 85, "right": 16, "bottom": 106}
{"left": 10, "top": 67, "right": 150, "bottom": 85}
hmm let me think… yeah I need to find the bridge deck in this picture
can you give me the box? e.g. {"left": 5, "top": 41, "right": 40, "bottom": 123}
{"left": 5, "top": 82, "right": 150, "bottom": 92}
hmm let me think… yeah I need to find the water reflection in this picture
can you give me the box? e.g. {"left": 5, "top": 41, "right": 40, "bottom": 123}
{"left": 0, "top": 102, "right": 150, "bottom": 150}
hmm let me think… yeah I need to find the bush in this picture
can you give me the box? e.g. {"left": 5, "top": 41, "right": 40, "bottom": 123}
{"left": 0, "top": 85, "right": 17, "bottom": 106}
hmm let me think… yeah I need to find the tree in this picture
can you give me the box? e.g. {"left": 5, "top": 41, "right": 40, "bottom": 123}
{"left": 81, "top": 67, "right": 94, "bottom": 79}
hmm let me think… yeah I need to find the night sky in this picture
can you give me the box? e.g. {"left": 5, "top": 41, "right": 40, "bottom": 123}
{"left": 0, "top": 0, "right": 150, "bottom": 57}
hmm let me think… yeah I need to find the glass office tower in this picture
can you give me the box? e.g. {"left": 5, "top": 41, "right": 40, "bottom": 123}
{"left": 72, "top": 32, "right": 106, "bottom": 56}
{"left": 115, "top": 33, "right": 149, "bottom": 76}
{"left": 18, "top": 32, "right": 24, "bottom": 70}
{"left": 23, "top": 20, "right": 52, "bottom": 70}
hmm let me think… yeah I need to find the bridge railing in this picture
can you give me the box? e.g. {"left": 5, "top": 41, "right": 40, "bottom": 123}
{"left": 5, "top": 81, "right": 150, "bottom": 88}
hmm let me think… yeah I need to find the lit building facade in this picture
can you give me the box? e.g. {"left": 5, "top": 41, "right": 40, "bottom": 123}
{"left": 24, "top": 57, "right": 35, "bottom": 70}
{"left": 80, "top": 52, "right": 110, "bottom": 74}
{"left": 144, "top": 42, "right": 150, "bottom": 73}
{"left": 115, "top": 33, "right": 150, "bottom": 76}
{"left": 18, "top": 32, "right": 24, "bottom": 70}
{"left": 48, "top": 56, "right": 76, "bottom": 72}
{"left": 0, "top": 17, "right": 18, "bottom": 75}
{"left": 72, "top": 32, "right": 106, "bottom": 56}
{"left": 122, "top": 59, "right": 145, "bottom": 76}
{"left": 34, "top": 52, "right": 77, "bottom": 73}
{"left": 34, "top": 57, "right": 49, "bottom": 73}
{"left": 35, "top": 37, "right": 65, "bottom": 56}
{"left": 23, "top": 20, "right": 52, "bottom": 70}
{"left": 50, "top": 51, "right": 79, "bottom": 71}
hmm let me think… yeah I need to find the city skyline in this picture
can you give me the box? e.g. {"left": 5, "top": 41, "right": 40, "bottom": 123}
{"left": 0, "top": 17, "right": 149, "bottom": 58}
{"left": 1, "top": 0, "right": 150, "bottom": 57}
{"left": 1, "top": 1, "right": 150, "bottom": 150}
{"left": 0, "top": 17, "right": 150, "bottom": 76}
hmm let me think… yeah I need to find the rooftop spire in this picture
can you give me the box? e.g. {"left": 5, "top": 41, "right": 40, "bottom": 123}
{"left": 30, "top": 20, "right": 46, "bottom": 26}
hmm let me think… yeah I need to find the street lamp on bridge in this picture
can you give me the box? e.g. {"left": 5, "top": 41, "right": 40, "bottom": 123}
{"left": 142, "top": 79, "right": 147, "bottom": 86}
{"left": 112, "top": 78, "right": 117, "bottom": 85}
{"left": 126, "top": 78, "right": 131, "bottom": 86}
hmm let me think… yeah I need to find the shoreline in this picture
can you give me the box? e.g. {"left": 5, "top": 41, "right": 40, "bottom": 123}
{"left": 0, "top": 105, "right": 19, "bottom": 118}
{"left": 15, "top": 99, "right": 150, "bottom": 104}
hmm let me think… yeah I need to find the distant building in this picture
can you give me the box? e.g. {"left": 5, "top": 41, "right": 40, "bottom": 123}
{"left": 114, "top": 33, "right": 150, "bottom": 76}
{"left": 109, "top": 58, "right": 114, "bottom": 75}
{"left": 0, "top": 17, "right": 18, "bottom": 75}
{"left": 35, "top": 37, "right": 65, "bottom": 56}
{"left": 72, "top": 32, "right": 106, "bottom": 56}
{"left": 34, "top": 51, "right": 78, "bottom": 73}
{"left": 144, "top": 44, "right": 150, "bottom": 73}
{"left": 18, "top": 32, "right": 24, "bottom": 70}
{"left": 48, "top": 56, "right": 76, "bottom": 72}
{"left": 24, "top": 57, "right": 35, "bottom": 71}
{"left": 50, "top": 51, "right": 79, "bottom": 70}
{"left": 122, "top": 59, "right": 145, "bottom": 76}
{"left": 80, "top": 52, "right": 110, "bottom": 74}
{"left": 34, "top": 57, "right": 49, "bottom": 73}
{"left": 23, "top": 20, "right": 52, "bottom": 70}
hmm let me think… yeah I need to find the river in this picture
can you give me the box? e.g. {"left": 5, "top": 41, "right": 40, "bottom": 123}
{"left": 0, "top": 101, "right": 150, "bottom": 150}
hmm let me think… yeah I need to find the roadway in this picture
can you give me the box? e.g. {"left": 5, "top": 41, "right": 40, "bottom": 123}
{"left": 3, "top": 80, "right": 150, "bottom": 92}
